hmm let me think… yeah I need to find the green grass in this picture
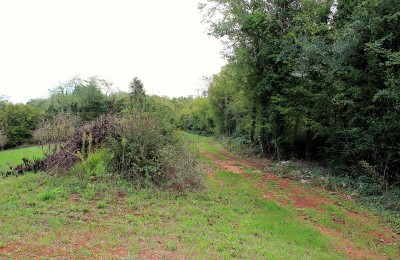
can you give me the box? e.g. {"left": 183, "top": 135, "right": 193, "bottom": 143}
{"left": 0, "top": 146, "right": 45, "bottom": 172}
{"left": 0, "top": 135, "right": 398, "bottom": 259}
{"left": 181, "top": 132, "right": 222, "bottom": 155}
{"left": 0, "top": 171, "right": 345, "bottom": 259}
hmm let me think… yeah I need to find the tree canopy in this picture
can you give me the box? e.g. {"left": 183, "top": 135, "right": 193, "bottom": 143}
{"left": 201, "top": 0, "right": 400, "bottom": 185}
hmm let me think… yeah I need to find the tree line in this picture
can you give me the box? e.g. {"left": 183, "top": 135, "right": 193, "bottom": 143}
{"left": 1, "top": 0, "right": 399, "bottom": 188}
{"left": 195, "top": 0, "right": 400, "bottom": 186}
{"left": 1, "top": 77, "right": 205, "bottom": 190}
{"left": 0, "top": 76, "right": 211, "bottom": 150}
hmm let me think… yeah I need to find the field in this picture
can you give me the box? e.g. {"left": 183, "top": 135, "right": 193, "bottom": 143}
{"left": 0, "top": 134, "right": 399, "bottom": 259}
{"left": 0, "top": 146, "right": 45, "bottom": 172}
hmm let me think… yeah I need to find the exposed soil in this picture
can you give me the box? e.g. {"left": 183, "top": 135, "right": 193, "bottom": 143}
{"left": 317, "top": 226, "right": 384, "bottom": 260}
{"left": 137, "top": 238, "right": 185, "bottom": 260}
{"left": 1, "top": 140, "right": 399, "bottom": 259}
{"left": 199, "top": 151, "right": 245, "bottom": 176}
{"left": 201, "top": 147, "right": 332, "bottom": 211}
{"left": 0, "top": 242, "right": 71, "bottom": 259}
{"left": 199, "top": 143, "right": 400, "bottom": 260}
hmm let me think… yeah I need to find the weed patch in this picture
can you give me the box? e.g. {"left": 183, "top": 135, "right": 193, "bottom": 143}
{"left": 270, "top": 160, "right": 400, "bottom": 215}
{"left": 38, "top": 187, "right": 65, "bottom": 201}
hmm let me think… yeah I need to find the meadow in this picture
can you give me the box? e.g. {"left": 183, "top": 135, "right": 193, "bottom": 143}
{"left": 0, "top": 146, "right": 45, "bottom": 172}
{"left": 0, "top": 135, "right": 398, "bottom": 259}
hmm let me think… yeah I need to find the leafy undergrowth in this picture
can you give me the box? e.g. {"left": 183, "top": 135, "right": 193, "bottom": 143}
{"left": 270, "top": 160, "right": 400, "bottom": 214}
{"left": 1, "top": 135, "right": 399, "bottom": 259}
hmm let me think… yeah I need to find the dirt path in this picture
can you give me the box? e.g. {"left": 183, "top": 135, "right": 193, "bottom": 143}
{"left": 1, "top": 138, "right": 398, "bottom": 259}
{"left": 199, "top": 143, "right": 399, "bottom": 260}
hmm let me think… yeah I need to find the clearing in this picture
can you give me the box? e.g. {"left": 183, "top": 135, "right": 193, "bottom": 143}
{"left": 0, "top": 134, "right": 399, "bottom": 259}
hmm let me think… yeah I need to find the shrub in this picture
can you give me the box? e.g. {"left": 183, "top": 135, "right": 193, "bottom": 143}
{"left": 33, "top": 112, "right": 78, "bottom": 149}
{"left": 11, "top": 117, "right": 110, "bottom": 175}
{"left": 15, "top": 113, "right": 203, "bottom": 192}
{"left": 107, "top": 113, "right": 165, "bottom": 183}
{"left": 106, "top": 112, "right": 203, "bottom": 191}
{"left": 220, "top": 135, "right": 257, "bottom": 157}
{"left": 160, "top": 140, "right": 203, "bottom": 191}
{"left": 0, "top": 103, "right": 43, "bottom": 148}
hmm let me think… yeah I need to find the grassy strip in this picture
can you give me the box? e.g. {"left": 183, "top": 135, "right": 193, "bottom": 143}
{"left": 0, "top": 172, "right": 344, "bottom": 259}
{"left": 3, "top": 133, "right": 397, "bottom": 258}
{"left": 0, "top": 136, "right": 347, "bottom": 259}
{"left": 208, "top": 134, "right": 400, "bottom": 258}
{"left": 0, "top": 146, "right": 45, "bottom": 172}
{"left": 181, "top": 132, "right": 221, "bottom": 155}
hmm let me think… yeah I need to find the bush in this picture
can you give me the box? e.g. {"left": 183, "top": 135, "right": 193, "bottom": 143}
{"left": 107, "top": 114, "right": 165, "bottom": 183}
{"left": 33, "top": 112, "right": 78, "bottom": 149}
{"left": 0, "top": 103, "right": 43, "bottom": 148}
{"left": 160, "top": 140, "right": 203, "bottom": 191}
{"left": 15, "top": 112, "right": 203, "bottom": 192}
{"left": 13, "top": 117, "right": 111, "bottom": 175}
{"left": 106, "top": 113, "right": 203, "bottom": 191}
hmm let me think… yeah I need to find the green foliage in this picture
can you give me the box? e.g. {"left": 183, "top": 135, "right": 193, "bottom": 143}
{"left": 208, "top": 64, "right": 252, "bottom": 137}
{"left": 129, "top": 77, "right": 146, "bottom": 111}
{"left": 106, "top": 113, "right": 203, "bottom": 191}
{"left": 69, "top": 149, "right": 109, "bottom": 182}
{"left": 0, "top": 103, "right": 43, "bottom": 148}
{"left": 201, "top": 0, "right": 400, "bottom": 185}
{"left": 46, "top": 76, "right": 113, "bottom": 123}
{"left": 75, "top": 77, "right": 110, "bottom": 122}
{"left": 146, "top": 95, "right": 177, "bottom": 132}
{"left": 220, "top": 136, "right": 255, "bottom": 157}
{"left": 322, "top": 0, "right": 400, "bottom": 183}
{"left": 177, "top": 97, "right": 214, "bottom": 135}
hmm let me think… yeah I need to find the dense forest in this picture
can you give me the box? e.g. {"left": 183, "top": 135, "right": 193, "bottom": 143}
{"left": 197, "top": 0, "right": 400, "bottom": 188}
{"left": 1, "top": 0, "right": 399, "bottom": 189}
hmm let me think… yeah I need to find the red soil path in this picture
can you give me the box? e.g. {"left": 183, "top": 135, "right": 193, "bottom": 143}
{"left": 200, "top": 144, "right": 399, "bottom": 260}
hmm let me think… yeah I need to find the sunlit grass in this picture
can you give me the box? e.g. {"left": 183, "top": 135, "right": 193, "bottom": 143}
{"left": 0, "top": 170, "right": 346, "bottom": 259}
{"left": 0, "top": 146, "right": 45, "bottom": 172}
{"left": 181, "top": 132, "right": 222, "bottom": 155}
{"left": 1, "top": 135, "right": 397, "bottom": 259}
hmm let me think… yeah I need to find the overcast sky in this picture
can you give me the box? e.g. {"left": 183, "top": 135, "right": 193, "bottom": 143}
{"left": 0, "top": 0, "right": 225, "bottom": 104}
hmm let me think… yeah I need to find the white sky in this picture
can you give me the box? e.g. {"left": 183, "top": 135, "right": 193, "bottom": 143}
{"left": 0, "top": 0, "right": 225, "bottom": 103}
